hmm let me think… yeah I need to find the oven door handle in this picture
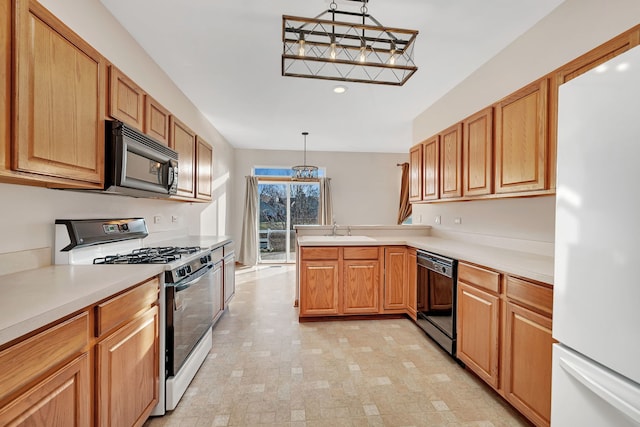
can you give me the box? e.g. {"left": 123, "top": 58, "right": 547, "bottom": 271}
{"left": 174, "top": 264, "right": 213, "bottom": 292}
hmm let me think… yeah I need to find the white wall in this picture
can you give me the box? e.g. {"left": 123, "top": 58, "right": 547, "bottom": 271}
{"left": 411, "top": 0, "right": 640, "bottom": 242}
{"left": 233, "top": 149, "right": 407, "bottom": 243}
{"left": 0, "top": 0, "right": 235, "bottom": 255}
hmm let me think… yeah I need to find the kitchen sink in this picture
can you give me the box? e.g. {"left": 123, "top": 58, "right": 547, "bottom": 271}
{"left": 312, "top": 235, "right": 376, "bottom": 242}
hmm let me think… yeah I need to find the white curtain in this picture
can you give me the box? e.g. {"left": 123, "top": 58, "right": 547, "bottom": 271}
{"left": 238, "top": 176, "right": 259, "bottom": 266}
{"left": 319, "top": 177, "right": 333, "bottom": 225}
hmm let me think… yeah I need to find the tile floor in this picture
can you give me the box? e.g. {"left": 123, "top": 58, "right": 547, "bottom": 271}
{"left": 145, "top": 264, "right": 530, "bottom": 427}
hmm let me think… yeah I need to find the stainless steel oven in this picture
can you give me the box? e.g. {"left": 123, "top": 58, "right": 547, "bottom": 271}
{"left": 416, "top": 250, "right": 458, "bottom": 357}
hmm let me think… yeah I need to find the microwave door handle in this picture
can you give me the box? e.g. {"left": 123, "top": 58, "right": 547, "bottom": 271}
{"left": 167, "top": 165, "right": 177, "bottom": 190}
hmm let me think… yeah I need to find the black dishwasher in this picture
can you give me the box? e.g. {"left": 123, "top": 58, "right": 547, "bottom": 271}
{"left": 416, "top": 250, "right": 458, "bottom": 357}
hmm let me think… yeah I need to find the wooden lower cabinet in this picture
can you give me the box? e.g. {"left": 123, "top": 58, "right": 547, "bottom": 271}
{"left": 300, "top": 260, "right": 340, "bottom": 316}
{"left": 384, "top": 247, "right": 408, "bottom": 311}
{"left": 0, "top": 353, "right": 91, "bottom": 426}
{"left": 457, "top": 282, "right": 500, "bottom": 389}
{"left": 503, "top": 288, "right": 553, "bottom": 427}
{"left": 456, "top": 262, "right": 553, "bottom": 427}
{"left": 343, "top": 259, "right": 380, "bottom": 314}
{"left": 96, "top": 306, "right": 159, "bottom": 427}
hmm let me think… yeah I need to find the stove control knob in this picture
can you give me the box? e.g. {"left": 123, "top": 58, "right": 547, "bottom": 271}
{"left": 186, "top": 265, "right": 192, "bottom": 274}
{"left": 200, "top": 256, "right": 208, "bottom": 264}
{"left": 177, "top": 268, "right": 186, "bottom": 277}
{"left": 207, "top": 254, "right": 212, "bottom": 262}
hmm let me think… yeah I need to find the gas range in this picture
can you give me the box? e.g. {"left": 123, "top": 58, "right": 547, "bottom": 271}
{"left": 54, "top": 218, "right": 213, "bottom": 284}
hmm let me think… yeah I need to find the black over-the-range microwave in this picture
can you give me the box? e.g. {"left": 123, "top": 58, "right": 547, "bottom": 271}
{"left": 104, "top": 120, "right": 179, "bottom": 198}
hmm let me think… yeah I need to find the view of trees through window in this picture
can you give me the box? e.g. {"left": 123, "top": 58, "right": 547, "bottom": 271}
{"left": 258, "top": 179, "right": 320, "bottom": 263}
{"left": 254, "top": 166, "right": 324, "bottom": 263}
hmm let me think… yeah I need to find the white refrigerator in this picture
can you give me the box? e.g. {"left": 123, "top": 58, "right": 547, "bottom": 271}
{"left": 553, "top": 45, "right": 640, "bottom": 425}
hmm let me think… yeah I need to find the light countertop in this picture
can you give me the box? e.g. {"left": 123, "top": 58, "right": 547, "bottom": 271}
{"left": 0, "top": 236, "right": 234, "bottom": 347}
{"left": 297, "top": 235, "right": 554, "bottom": 285}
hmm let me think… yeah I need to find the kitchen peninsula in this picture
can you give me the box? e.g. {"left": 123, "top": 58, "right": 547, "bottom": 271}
{"left": 296, "top": 224, "right": 555, "bottom": 426}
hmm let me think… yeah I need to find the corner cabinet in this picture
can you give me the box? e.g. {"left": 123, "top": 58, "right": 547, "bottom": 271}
{"left": 408, "top": 143, "right": 423, "bottom": 202}
{"left": 12, "top": 0, "right": 105, "bottom": 187}
{"left": 170, "top": 116, "right": 197, "bottom": 199}
{"left": 495, "top": 79, "right": 549, "bottom": 193}
{"left": 0, "top": 313, "right": 91, "bottom": 426}
{"left": 196, "top": 136, "right": 213, "bottom": 201}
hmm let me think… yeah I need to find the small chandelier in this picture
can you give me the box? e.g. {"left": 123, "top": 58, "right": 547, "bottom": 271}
{"left": 292, "top": 132, "right": 319, "bottom": 181}
{"left": 282, "top": 0, "right": 419, "bottom": 86}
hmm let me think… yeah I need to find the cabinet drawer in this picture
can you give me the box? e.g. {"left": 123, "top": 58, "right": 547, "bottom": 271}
{"left": 506, "top": 276, "right": 553, "bottom": 316}
{"left": 0, "top": 312, "right": 89, "bottom": 402}
{"left": 301, "top": 247, "right": 339, "bottom": 260}
{"left": 343, "top": 247, "right": 379, "bottom": 260}
{"left": 458, "top": 262, "right": 500, "bottom": 294}
{"left": 96, "top": 278, "right": 159, "bottom": 337}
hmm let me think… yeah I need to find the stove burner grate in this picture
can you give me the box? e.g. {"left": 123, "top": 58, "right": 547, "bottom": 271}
{"left": 92, "top": 246, "right": 202, "bottom": 265}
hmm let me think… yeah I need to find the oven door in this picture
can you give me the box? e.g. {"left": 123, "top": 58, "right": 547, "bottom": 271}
{"left": 166, "top": 262, "right": 220, "bottom": 376}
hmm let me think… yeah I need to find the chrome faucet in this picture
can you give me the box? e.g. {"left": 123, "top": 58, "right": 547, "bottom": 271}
{"left": 347, "top": 226, "right": 352, "bottom": 236}
{"left": 332, "top": 221, "right": 338, "bottom": 236}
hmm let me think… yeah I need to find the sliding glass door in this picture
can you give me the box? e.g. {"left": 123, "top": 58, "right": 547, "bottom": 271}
{"left": 258, "top": 181, "right": 319, "bottom": 263}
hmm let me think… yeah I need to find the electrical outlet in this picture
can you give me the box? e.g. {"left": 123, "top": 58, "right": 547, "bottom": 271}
{"left": 418, "top": 214, "right": 423, "bottom": 223}
{"left": 153, "top": 215, "right": 161, "bottom": 224}
{"left": 435, "top": 215, "right": 441, "bottom": 225}
{"left": 454, "top": 217, "right": 462, "bottom": 224}
{"left": 172, "top": 215, "right": 179, "bottom": 223}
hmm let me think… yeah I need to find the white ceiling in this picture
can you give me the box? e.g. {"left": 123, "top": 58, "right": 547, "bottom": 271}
{"left": 99, "top": 0, "right": 564, "bottom": 154}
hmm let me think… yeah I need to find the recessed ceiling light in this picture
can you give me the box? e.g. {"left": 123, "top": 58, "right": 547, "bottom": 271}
{"left": 333, "top": 85, "right": 347, "bottom": 94}
{"left": 594, "top": 64, "right": 608, "bottom": 73}
{"left": 617, "top": 62, "right": 630, "bottom": 72}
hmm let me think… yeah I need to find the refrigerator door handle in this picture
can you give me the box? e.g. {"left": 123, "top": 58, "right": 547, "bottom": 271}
{"left": 559, "top": 356, "right": 640, "bottom": 424}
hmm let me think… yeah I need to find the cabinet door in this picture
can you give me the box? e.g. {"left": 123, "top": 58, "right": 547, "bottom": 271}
{"left": 422, "top": 136, "right": 440, "bottom": 200}
{"left": 224, "top": 254, "right": 235, "bottom": 306}
{"left": 196, "top": 136, "right": 213, "bottom": 201}
{"left": 503, "top": 301, "right": 553, "bottom": 427}
{"left": 457, "top": 282, "right": 500, "bottom": 389}
{"left": 343, "top": 259, "right": 380, "bottom": 314}
{"left": 109, "top": 66, "right": 144, "bottom": 130}
{"left": 1, "top": 0, "right": 9, "bottom": 174}
{"left": 300, "top": 261, "right": 340, "bottom": 316}
{"left": 170, "top": 116, "right": 196, "bottom": 198}
{"left": 384, "top": 247, "right": 407, "bottom": 310}
{"left": 97, "top": 306, "right": 159, "bottom": 427}
{"left": 407, "top": 249, "right": 417, "bottom": 320}
{"left": 0, "top": 353, "right": 91, "bottom": 427}
{"left": 495, "top": 79, "right": 548, "bottom": 193}
{"left": 408, "top": 143, "right": 423, "bottom": 202}
{"left": 144, "top": 95, "right": 171, "bottom": 145}
{"left": 212, "top": 261, "right": 224, "bottom": 323}
{"left": 440, "top": 123, "right": 463, "bottom": 199}
{"left": 463, "top": 108, "right": 493, "bottom": 196}
{"left": 13, "top": 0, "right": 104, "bottom": 185}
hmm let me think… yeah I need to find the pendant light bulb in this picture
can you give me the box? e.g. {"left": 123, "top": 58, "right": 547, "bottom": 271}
{"left": 330, "top": 36, "right": 337, "bottom": 60}
{"left": 389, "top": 42, "right": 396, "bottom": 66}
{"left": 298, "top": 33, "right": 306, "bottom": 57}
{"left": 359, "top": 40, "right": 366, "bottom": 63}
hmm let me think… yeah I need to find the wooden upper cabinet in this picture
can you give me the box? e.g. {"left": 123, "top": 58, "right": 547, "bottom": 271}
{"left": 13, "top": 0, "right": 105, "bottom": 186}
{"left": 495, "top": 79, "right": 548, "bottom": 194}
{"left": 109, "top": 66, "right": 144, "bottom": 131}
{"left": 422, "top": 136, "right": 439, "bottom": 200}
{"left": 463, "top": 108, "right": 493, "bottom": 196}
{"left": 144, "top": 95, "right": 171, "bottom": 145}
{"left": 0, "top": 0, "right": 10, "bottom": 174}
{"left": 170, "top": 116, "right": 196, "bottom": 198}
{"left": 196, "top": 136, "right": 213, "bottom": 201}
{"left": 440, "top": 123, "right": 463, "bottom": 199}
{"left": 408, "top": 143, "right": 423, "bottom": 202}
